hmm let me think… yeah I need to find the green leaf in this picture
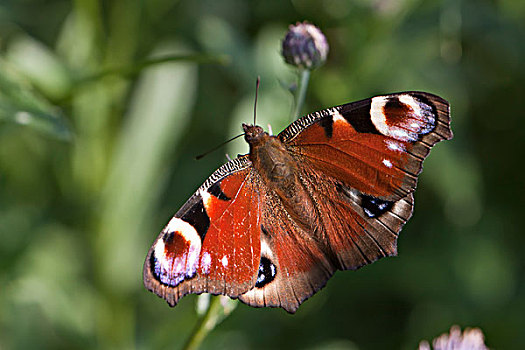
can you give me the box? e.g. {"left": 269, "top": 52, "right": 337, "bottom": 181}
{"left": 0, "top": 59, "right": 72, "bottom": 141}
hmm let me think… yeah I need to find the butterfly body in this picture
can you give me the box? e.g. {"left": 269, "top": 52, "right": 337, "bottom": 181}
{"left": 144, "top": 92, "right": 452, "bottom": 313}
{"left": 244, "top": 123, "right": 317, "bottom": 233}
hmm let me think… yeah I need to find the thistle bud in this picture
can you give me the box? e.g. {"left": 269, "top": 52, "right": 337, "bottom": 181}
{"left": 281, "top": 22, "right": 329, "bottom": 70}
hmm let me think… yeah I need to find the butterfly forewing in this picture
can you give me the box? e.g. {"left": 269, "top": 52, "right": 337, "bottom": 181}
{"left": 143, "top": 156, "right": 262, "bottom": 306}
{"left": 280, "top": 92, "right": 452, "bottom": 201}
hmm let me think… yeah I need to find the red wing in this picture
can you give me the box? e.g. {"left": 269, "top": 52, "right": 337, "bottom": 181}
{"left": 143, "top": 156, "right": 262, "bottom": 307}
{"left": 236, "top": 92, "right": 451, "bottom": 311}
{"left": 280, "top": 92, "right": 452, "bottom": 201}
{"left": 279, "top": 92, "right": 451, "bottom": 269}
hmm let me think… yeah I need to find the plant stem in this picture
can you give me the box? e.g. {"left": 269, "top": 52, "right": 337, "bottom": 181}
{"left": 77, "top": 54, "right": 230, "bottom": 85}
{"left": 183, "top": 296, "right": 223, "bottom": 350}
{"left": 292, "top": 69, "right": 311, "bottom": 121}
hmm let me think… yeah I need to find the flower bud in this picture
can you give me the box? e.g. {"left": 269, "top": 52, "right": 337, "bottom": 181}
{"left": 281, "top": 22, "right": 329, "bottom": 70}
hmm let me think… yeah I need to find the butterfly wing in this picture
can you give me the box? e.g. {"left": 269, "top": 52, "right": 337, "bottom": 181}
{"left": 284, "top": 91, "right": 452, "bottom": 268}
{"left": 143, "top": 156, "right": 262, "bottom": 306}
{"left": 280, "top": 92, "right": 452, "bottom": 201}
{"left": 238, "top": 92, "right": 451, "bottom": 312}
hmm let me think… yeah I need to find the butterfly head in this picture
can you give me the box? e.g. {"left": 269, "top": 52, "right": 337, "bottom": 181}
{"left": 242, "top": 123, "right": 267, "bottom": 145}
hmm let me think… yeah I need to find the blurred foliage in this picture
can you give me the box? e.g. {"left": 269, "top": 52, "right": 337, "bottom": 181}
{"left": 0, "top": 0, "right": 524, "bottom": 349}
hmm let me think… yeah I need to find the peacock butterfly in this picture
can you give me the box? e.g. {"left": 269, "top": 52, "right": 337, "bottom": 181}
{"left": 143, "top": 91, "right": 452, "bottom": 313}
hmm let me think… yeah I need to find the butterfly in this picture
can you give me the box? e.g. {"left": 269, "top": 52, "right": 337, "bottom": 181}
{"left": 143, "top": 92, "right": 452, "bottom": 313}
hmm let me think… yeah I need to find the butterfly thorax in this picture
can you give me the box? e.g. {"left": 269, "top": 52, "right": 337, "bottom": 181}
{"left": 243, "top": 124, "right": 294, "bottom": 182}
{"left": 243, "top": 123, "right": 317, "bottom": 232}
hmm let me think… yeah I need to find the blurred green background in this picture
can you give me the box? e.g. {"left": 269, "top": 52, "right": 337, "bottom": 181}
{"left": 1, "top": 0, "right": 524, "bottom": 349}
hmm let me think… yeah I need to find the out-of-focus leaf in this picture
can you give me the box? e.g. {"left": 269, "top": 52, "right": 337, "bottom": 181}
{"left": 226, "top": 25, "right": 295, "bottom": 158}
{"left": 6, "top": 35, "right": 72, "bottom": 100}
{"left": 307, "top": 339, "right": 359, "bottom": 350}
{"left": 183, "top": 296, "right": 239, "bottom": 350}
{"left": 2, "top": 226, "right": 96, "bottom": 346}
{"left": 196, "top": 15, "right": 253, "bottom": 83}
{"left": 77, "top": 53, "right": 230, "bottom": 84}
{"left": 0, "top": 59, "right": 72, "bottom": 140}
{"left": 96, "top": 43, "right": 198, "bottom": 294}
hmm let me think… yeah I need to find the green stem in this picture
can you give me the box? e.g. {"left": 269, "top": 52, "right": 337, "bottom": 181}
{"left": 77, "top": 54, "right": 230, "bottom": 85}
{"left": 292, "top": 69, "right": 311, "bottom": 121}
{"left": 182, "top": 296, "right": 224, "bottom": 350}
{"left": 55, "top": 53, "right": 229, "bottom": 105}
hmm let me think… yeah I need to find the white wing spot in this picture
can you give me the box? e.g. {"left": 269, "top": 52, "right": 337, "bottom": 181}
{"left": 221, "top": 255, "right": 228, "bottom": 267}
{"left": 385, "top": 139, "right": 405, "bottom": 152}
{"left": 370, "top": 96, "right": 389, "bottom": 136}
{"left": 201, "top": 251, "right": 212, "bottom": 274}
{"left": 331, "top": 109, "right": 346, "bottom": 123}
{"left": 382, "top": 159, "right": 393, "bottom": 168}
{"left": 261, "top": 239, "right": 273, "bottom": 258}
{"left": 200, "top": 189, "right": 211, "bottom": 210}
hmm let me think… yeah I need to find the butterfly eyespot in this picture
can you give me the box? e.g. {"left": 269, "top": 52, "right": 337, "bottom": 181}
{"left": 150, "top": 234, "right": 199, "bottom": 287}
{"left": 149, "top": 218, "right": 203, "bottom": 287}
{"left": 255, "top": 257, "right": 277, "bottom": 288}
{"left": 370, "top": 94, "right": 437, "bottom": 142}
{"left": 360, "top": 195, "right": 394, "bottom": 218}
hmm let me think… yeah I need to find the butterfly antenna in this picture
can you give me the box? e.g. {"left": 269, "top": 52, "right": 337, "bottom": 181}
{"left": 196, "top": 76, "right": 260, "bottom": 161}
{"left": 254, "top": 76, "right": 260, "bottom": 125}
{"left": 195, "top": 133, "right": 244, "bottom": 160}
